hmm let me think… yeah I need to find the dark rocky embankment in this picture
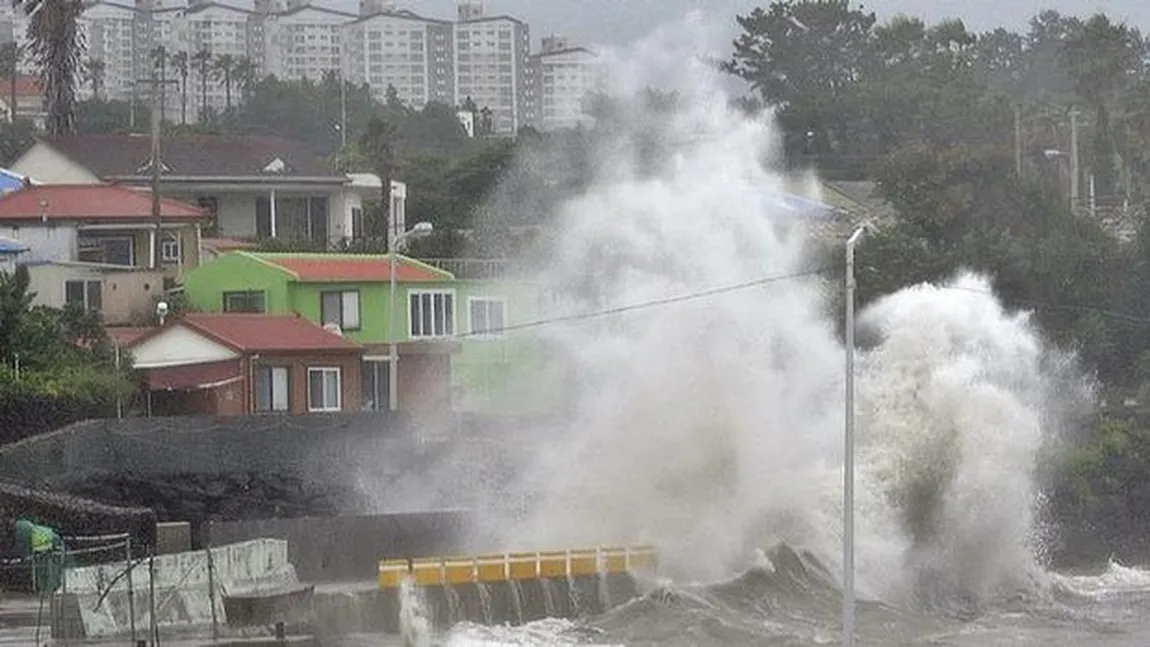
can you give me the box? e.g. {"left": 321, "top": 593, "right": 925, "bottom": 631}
{"left": 64, "top": 472, "right": 362, "bottom": 524}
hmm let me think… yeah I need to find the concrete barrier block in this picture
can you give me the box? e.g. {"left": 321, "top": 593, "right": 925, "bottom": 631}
{"left": 55, "top": 538, "right": 299, "bottom": 639}
{"left": 156, "top": 522, "right": 192, "bottom": 555}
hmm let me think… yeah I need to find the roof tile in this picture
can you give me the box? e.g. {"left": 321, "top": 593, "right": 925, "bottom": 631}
{"left": 39, "top": 134, "right": 340, "bottom": 180}
{"left": 0, "top": 75, "right": 42, "bottom": 97}
{"left": 254, "top": 253, "right": 453, "bottom": 282}
{"left": 0, "top": 184, "right": 204, "bottom": 221}
{"left": 178, "top": 313, "right": 361, "bottom": 352}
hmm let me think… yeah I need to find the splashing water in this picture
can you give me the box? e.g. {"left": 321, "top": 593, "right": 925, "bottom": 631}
{"left": 476, "top": 15, "right": 1093, "bottom": 614}
{"left": 399, "top": 577, "right": 433, "bottom": 647}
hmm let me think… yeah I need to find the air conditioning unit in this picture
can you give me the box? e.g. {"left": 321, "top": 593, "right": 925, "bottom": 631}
{"left": 323, "top": 323, "right": 343, "bottom": 336}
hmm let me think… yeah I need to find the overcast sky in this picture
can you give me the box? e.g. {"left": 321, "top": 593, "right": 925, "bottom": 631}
{"left": 359, "top": 0, "right": 1150, "bottom": 50}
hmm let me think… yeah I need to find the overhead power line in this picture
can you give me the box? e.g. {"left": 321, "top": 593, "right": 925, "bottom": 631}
{"left": 457, "top": 266, "right": 836, "bottom": 339}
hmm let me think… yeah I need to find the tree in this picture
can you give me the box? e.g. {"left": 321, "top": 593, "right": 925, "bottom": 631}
{"left": 212, "top": 54, "right": 237, "bottom": 111}
{"left": 1060, "top": 14, "right": 1143, "bottom": 196}
{"left": 360, "top": 115, "right": 401, "bottom": 244}
{"left": 0, "top": 266, "right": 34, "bottom": 367}
{"left": 384, "top": 83, "right": 402, "bottom": 110}
{"left": 0, "top": 118, "right": 34, "bottom": 164}
{"left": 233, "top": 56, "right": 257, "bottom": 103}
{"left": 724, "top": 1, "right": 878, "bottom": 163}
{"left": 170, "top": 51, "right": 189, "bottom": 125}
{"left": 82, "top": 57, "right": 105, "bottom": 101}
{"left": 191, "top": 49, "right": 211, "bottom": 121}
{"left": 74, "top": 99, "right": 131, "bottom": 134}
{"left": 0, "top": 42, "right": 21, "bottom": 123}
{"left": 14, "top": 0, "right": 85, "bottom": 134}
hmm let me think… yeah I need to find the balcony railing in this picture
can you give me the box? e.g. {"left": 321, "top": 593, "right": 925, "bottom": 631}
{"left": 421, "top": 258, "right": 511, "bottom": 280}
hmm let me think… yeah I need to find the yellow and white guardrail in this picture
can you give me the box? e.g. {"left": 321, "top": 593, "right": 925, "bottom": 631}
{"left": 378, "top": 545, "right": 658, "bottom": 589}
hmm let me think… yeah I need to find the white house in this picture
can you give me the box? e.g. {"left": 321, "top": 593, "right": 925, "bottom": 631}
{"left": 9, "top": 134, "right": 369, "bottom": 248}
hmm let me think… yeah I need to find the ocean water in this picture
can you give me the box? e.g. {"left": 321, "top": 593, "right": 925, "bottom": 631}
{"left": 350, "top": 12, "right": 1150, "bottom": 647}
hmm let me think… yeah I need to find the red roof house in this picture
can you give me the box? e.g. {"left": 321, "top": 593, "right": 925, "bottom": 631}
{"left": 247, "top": 252, "right": 453, "bottom": 282}
{"left": 122, "top": 313, "right": 364, "bottom": 417}
{"left": 0, "top": 184, "right": 205, "bottom": 223}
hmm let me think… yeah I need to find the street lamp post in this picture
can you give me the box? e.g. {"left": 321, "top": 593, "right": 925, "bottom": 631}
{"left": 842, "top": 223, "right": 868, "bottom": 647}
{"left": 387, "top": 220, "right": 434, "bottom": 412}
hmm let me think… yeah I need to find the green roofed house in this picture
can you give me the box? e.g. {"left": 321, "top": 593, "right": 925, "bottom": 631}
{"left": 182, "top": 252, "right": 560, "bottom": 416}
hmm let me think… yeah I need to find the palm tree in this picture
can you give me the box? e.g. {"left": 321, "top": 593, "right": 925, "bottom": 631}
{"left": 191, "top": 48, "right": 211, "bottom": 121}
{"left": 0, "top": 42, "right": 21, "bottom": 123}
{"left": 83, "top": 57, "right": 104, "bottom": 101}
{"left": 360, "top": 115, "right": 401, "bottom": 246}
{"left": 233, "top": 56, "right": 257, "bottom": 103}
{"left": 150, "top": 45, "right": 168, "bottom": 123}
{"left": 211, "top": 53, "right": 236, "bottom": 111}
{"left": 14, "top": 0, "right": 85, "bottom": 134}
{"left": 169, "top": 51, "right": 188, "bottom": 125}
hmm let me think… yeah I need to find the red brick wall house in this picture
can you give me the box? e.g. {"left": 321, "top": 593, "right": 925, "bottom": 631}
{"left": 118, "top": 314, "right": 364, "bottom": 417}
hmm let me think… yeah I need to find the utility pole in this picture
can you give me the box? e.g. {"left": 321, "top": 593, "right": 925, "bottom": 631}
{"left": 339, "top": 73, "right": 347, "bottom": 149}
{"left": 134, "top": 75, "right": 179, "bottom": 269}
{"left": 1013, "top": 104, "right": 1023, "bottom": 178}
{"left": 1070, "top": 107, "right": 1081, "bottom": 209}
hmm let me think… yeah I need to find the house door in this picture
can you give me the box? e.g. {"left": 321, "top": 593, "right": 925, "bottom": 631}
{"left": 362, "top": 359, "right": 391, "bottom": 411}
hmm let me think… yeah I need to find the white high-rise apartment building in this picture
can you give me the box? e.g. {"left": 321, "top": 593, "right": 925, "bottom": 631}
{"left": 1, "top": 0, "right": 569, "bottom": 135}
{"left": 529, "top": 35, "right": 605, "bottom": 131}
{"left": 453, "top": 11, "right": 529, "bottom": 134}
{"left": 263, "top": 1, "right": 353, "bottom": 82}
{"left": 76, "top": 1, "right": 141, "bottom": 101}
{"left": 342, "top": 9, "right": 454, "bottom": 109}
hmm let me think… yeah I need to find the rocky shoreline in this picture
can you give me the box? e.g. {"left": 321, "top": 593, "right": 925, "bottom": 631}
{"left": 62, "top": 471, "right": 362, "bottom": 523}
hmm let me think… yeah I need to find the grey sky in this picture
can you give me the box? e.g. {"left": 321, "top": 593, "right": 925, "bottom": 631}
{"left": 354, "top": 1, "right": 1150, "bottom": 50}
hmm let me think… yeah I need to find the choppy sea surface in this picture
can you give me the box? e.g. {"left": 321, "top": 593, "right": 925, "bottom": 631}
{"left": 330, "top": 548, "right": 1150, "bottom": 647}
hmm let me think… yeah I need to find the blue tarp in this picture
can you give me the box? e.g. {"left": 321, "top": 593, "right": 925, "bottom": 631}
{"left": 0, "top": 237, "right": 29, "bottom": 255}
{"left": 0, "top": 168, "right": 27, "bottom": 194}
{"left": 763, "top": 192, "right": 836, "bottom": 219}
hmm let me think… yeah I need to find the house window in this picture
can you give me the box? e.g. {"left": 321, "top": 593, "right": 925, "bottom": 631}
{"left": 223, "top": 290, "right": 266, "bottom": 313}
{"left": 320, "top": 290, "right": 360, "bottom": 330}
{"left": 160, "top": 236, "right": 181, "bottom": 263}
{"left": 468, "top": 297, "right": 506, "bottom": 337}
{"left": 361, "top": 358, "right": 390, "bottom": 411}
{"left": 409, "top": 290, "right": 454, "bottom": 338}
{"left": 77, "top": 236, "right": 134, "bottom": 266}
{"left": 255, "top": 365, "right": 290, "bottom": 412}
{"left": 307, "top": 367, "right": 342, "bottom": 411}
{"left": 64, "top": 280, "right": 102, "bottom": 311}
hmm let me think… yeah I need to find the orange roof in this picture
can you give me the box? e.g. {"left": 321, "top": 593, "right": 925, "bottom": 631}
{"left": 253, "top": 253, "right": 452, "bottom": 282}
{"left": 128, "top": 313, "right": 361, "bottom": 353}
{"left": 0, "top": 184, "right": 205, "bottom": 222}
{"left": 0, "top": 75, "right": 42, "bottom": 97}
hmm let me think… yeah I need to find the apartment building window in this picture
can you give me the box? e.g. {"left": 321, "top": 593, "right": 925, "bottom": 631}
{"left": 321, "top": 290, "right": 361, "bottom": 331}
{"left": 255, "top": 365, "right": 290, "bottom": 412}
{"left": 223, "top": 290, "right": 266, "bottom": 313}
{"left": 64, "top": 280, "right": 102, "bottom": 311}
{"left": 468, "top": 297, "right": 506, "bottom": 337}
{"left": 307, "top": 367, "right": 342, "bottom": 412}
{"left": 409, "top": 290, "right": 454, "bottom": 338}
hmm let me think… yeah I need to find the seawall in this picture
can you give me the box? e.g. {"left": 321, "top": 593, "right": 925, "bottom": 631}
{"left": 207, "top": 512, "right": 472, "bottom": 582}
{"left": 310, "top": 546, "right": 656, "bottom": 637}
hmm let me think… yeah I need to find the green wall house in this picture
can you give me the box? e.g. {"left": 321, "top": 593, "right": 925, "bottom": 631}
{"left": 182, "top": 252, "right": 560, "bottom": 414}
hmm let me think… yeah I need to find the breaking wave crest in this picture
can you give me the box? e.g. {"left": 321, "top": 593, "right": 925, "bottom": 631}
{"left": 482, "top": 23, "right": 1092, "bottom": 620}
